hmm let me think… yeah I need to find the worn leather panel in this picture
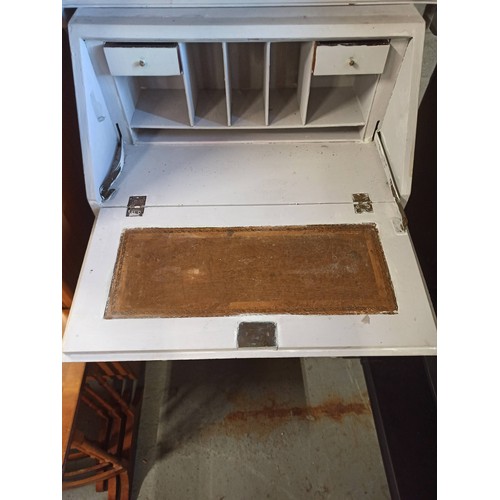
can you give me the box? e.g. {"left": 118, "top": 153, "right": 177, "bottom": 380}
{"left": 105, "top": 224, "right": 397, "bottom": 318}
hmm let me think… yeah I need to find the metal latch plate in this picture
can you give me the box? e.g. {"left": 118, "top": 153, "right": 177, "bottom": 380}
{"left": 126, "top": 196, "right": 146, "bottom": 217}
{"left": 238, "top": 322, "right": 277, "bottom": 349}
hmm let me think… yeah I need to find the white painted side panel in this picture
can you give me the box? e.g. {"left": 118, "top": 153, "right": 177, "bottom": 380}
{"left": 73, "top": 38, "right": 119, "bottom": 206}
{"left": 380, "top": 32, "right": 424, "bottom": 202}
{"left": 103, "top": 45, "right": 181, "bottom": 76}
{"left": 314, "top": 44, "right": 390, "bottom": 76}
{"left": 62, "top": 203, "right": 436, "bottom": 361}
{"left": 361, "top": 38, "right": 408, "bottom": 141}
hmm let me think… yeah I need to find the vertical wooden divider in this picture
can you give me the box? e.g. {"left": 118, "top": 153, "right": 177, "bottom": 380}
{"left": 222, "top": 42, "right": 232, "bottom": 126}
{"left": 297, "top": 41, "right": 315, "bottom": 126}
{"left": 178, "top": 43, "right": 197, "bottom": 127}
{"left": 264, "top": 42, "right": 271, "bottom": 126}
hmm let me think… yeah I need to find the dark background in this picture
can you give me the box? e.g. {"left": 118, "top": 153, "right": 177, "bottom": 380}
{"left": 363, "top": 67, "right": 437, "bottom": 500}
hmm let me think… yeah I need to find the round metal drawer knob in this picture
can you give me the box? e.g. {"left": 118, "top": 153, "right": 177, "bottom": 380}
{"left": 138, "top": 59, "right": 146, "bottom": 67}
{"left": 348, "top": 58, "right": 356, "bottom": 66}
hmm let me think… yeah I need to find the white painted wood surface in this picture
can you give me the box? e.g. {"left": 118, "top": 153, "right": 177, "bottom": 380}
{"left": 62, "top": 202, "right": 435, "bottom": 361}
{"left": 63, "top": 0, "right": 436, "bottom": 7}
{"left": 361, "top": 38, "right": 409, "bottom": 141}
{"left": 68, "top": 7, "right": 423, "bottom": 47}
{"left": 132, "top": 89, "right": 191, "bottom": 128}
{"left": 269, "top": 89, "right": 302, "bottom": 127}
{"left": 306, "top": 87, "right": 365, "bottom": 127}
{"left": 130, "top": 85, "right": 365, "bottom": 129}
{"left": 380, "top": 34, "right": 424, "bottom": 203}
{"left": 230, "top": 90, "right": 266, "bottom": 127}
{"left": 68, "top": 5, "right": 424, "bottom": 198}
{"left": 64, "top": 5, "right": 435, "bottom": 361}
{"left": 264, "top": 42, "right": 271, "bottom": 126}
{"left": 222, "top": 42, "right": 232, "bottom": 126}
{"left": 102, "top": 141, "right": 394, "bottom": 208}
{"left": 314, "top": 43, "right": 390, "bottom": 76}
{"left": 72, "top": 39, "right": 119, "bottom": 207}
{"left": 179, "top": 43, "right": 197, "bottom": 127}
{"left": 133, "top": 127, "right": 364, "bottom": 143}
{"left": 297, "top": 41, "right": 314, "bottom": 126}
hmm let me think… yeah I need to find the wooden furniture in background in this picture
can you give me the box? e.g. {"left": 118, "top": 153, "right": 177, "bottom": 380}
{"left": 62, "top": 362, "right": 145, "bottom": 500}
{"left": 62, "top": 361, "right": 86, "bottom": 466}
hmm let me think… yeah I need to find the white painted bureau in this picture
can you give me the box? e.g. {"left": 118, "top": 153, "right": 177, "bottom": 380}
{"left": 62, "top": 1, "right": 437, "bottom": 362}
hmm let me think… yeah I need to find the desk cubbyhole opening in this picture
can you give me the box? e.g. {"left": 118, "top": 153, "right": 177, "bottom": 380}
{"left": 226, "top": 42, "right": 267, "bottom": 128}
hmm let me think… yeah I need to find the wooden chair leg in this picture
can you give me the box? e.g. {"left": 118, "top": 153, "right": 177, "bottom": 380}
{"left": 96, "top": 480, "right": 107, "bottom": 493}
{"left": 81, "top": 385, "right": 124, "bottom": 492}
{"left": 107, "top": 476, "right": 118, "bottom": 500}
{"left": 119, "top": 471, "right": 130, "bottom": 500}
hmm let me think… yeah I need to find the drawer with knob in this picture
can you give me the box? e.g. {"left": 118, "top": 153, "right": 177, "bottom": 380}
{"left": 313, "top": 40, "right": 390, "bottom": 76}
{"left": 103, "top": 42, "right": 181, "bottom": 76}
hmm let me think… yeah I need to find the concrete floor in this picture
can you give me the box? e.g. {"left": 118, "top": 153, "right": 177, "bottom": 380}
{"left": 64, "top": 358, "right": 389, "bottom": 500}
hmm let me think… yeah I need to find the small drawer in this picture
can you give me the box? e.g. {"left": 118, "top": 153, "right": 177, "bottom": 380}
{"left": 103, "top": 43, "right": 181, "bottom": 76}
{"left": 313, "top": 41, "right": 390, "bottom": 76}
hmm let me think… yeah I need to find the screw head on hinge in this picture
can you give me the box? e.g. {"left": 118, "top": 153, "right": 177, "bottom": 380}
{"left": 126, "top": 196, "right": 147, "bottom": 217}
{"left": 352, "top": 193, "right": 373, "bottom": 214}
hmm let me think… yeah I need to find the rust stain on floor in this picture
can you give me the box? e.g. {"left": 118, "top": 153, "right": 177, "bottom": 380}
{"left": 199, "top": 394, "right": 371, "bottom": 441}
{"left": 225, "top": 397, "right": 369, "bottom": 424}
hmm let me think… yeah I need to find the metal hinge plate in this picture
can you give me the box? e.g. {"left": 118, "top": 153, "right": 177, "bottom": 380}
{"left": 126, "top": 196, "right": 147, "bottom": 217}
{"left": 353, "top": 193, "right": 373, "bottom": 214}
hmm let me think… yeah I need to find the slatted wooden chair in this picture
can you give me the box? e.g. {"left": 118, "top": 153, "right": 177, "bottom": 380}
{"left": 63, "top": 430, "right": 128, "bottom": 491}
{"left": 62, "top": 362, "right": 144, "bottom": 500}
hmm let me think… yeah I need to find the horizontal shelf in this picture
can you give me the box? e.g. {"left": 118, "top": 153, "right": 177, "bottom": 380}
{"left": 132, "top": 127, "right": 364, "bottom": 143}
{"left": 131, "top": 88, "right": 365, "bottom": 130}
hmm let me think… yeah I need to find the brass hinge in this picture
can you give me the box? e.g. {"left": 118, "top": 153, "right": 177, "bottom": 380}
{"left": 126, "top": 196, "right": 147, "bottom": 217}
{"left": 353, "top": 193, "right": 373, "bottom": 214}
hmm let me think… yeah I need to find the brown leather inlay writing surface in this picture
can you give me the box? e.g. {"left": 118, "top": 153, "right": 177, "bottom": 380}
{"left": 105, "top": 225, "right": 397, "bottom": 318}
